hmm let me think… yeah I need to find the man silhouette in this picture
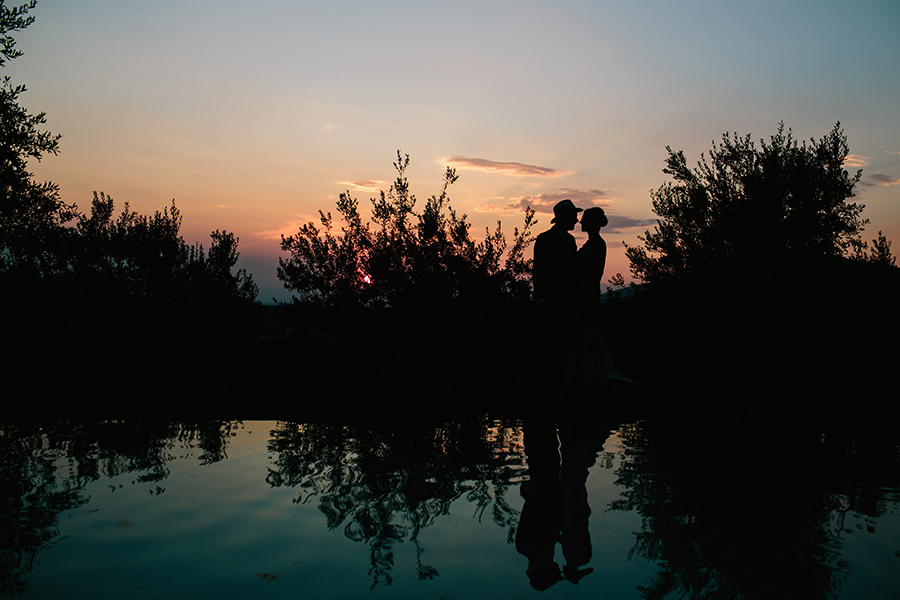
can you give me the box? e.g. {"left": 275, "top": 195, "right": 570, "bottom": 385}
{"left": 533, "top": 199, "right": 582, "bottom": 390}
{"left": 533, "top": 199, "right": 581, "bottom": 306}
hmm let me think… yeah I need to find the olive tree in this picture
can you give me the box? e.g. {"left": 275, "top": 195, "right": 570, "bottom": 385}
{"left": 278, "top": 152, "right": 535, "bottom": 308}
{"left": 0, "top": 0, "right": 74, "bottom": 278}
{"left": 626, "top": 123, "right": 869, "bottom": 282}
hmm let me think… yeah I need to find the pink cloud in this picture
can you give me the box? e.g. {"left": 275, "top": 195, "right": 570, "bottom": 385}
{"left": 867, "top": 173, "right": 900, "bottom": 187}
{"left": 843, "top": 154, "right": 869, "bottom": 168}
{"left": 477, "top": 189, "right": 613, "bottom": 214}
{"left": 442, "top": 156, "right": 573, "bottom": 177}
{"left": 475, "top": 189, "right": 655, "bottom": 233}
{"left": 338, "top": 180, "right": 385, "bottom": 193}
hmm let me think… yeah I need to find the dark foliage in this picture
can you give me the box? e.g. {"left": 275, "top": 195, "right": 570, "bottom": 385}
{"left": 67, "top": 191, "right": 258, "bottom": 307}
{"left": 2, "top": 190, "right": 262, "bottom": 405}
{"left": 608, "top": 123, "right": 899, "bottom": 408}
{"left": 594, "top": 260, "right": 900, "bottom": 419}
{"left": 0, "top": 1, "right": 73, "bottom": 280}
{"left": 626, "top": 123, "right": 874, "bottom": 283}
{"left": 0, "top": 3, "right": 258, "bottom": 309}
{"left": 0, "top": 5, "right": 260, "bottom": 402}
{"left": 270, "top": 154, "right": 541, "bottom": 407}
{"left": 849, "top": 230, "right": 897, "bottom": 267}
{"left": 278, "top": 151, "right": 535, "bottom": 309}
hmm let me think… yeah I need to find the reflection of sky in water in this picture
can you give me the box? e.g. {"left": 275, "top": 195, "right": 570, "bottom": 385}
{"left": 21, "top": 422, "right": 645, "bottom": 598}
{"left": 13, "top": 420, "right": 900, "bottom": 599}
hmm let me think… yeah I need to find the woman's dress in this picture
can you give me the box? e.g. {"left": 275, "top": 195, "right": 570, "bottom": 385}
{"left": 562, "top": 236, "right": 638, "bottom": 392}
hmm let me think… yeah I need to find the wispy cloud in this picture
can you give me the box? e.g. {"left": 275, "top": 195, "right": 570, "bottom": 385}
{"left": 843, "top": 154, "right": 869, "bottom": 168}
{"left": 603, "top": 215, "right": 658, "bottom": 232}
{"left": 338, "top": 180, "right": 385, "bottom": 193}
{"left": 320, "top": 124, "right": 345, "bottom": 134}
{"left": 255, "top": 214, "right": 329, "bottom": 241}
{"left": 476, "top": 189, "right": 655, "bottom": 233}
{"left": 442, "top": 156, "right": 573, "bottom": 177}
{"left": 861, "top": 173, "right": 900, "bottom": 187}
{"left": 255, "top": 220, "right": 306, "bottom": 241}
{"left": 478, "top": 189, "right": 612, "bottom": 214}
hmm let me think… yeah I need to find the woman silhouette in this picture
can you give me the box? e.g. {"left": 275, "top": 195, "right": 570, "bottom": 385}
{"left": 562, "top": 207, "right": 639, "bottom": 392}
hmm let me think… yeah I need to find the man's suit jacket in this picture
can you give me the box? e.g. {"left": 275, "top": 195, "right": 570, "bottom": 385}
{"left": 533, "top": 225, "right": 577, "bottom": 307}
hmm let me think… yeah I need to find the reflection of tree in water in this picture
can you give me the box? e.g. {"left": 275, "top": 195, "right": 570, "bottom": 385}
{"left": 0, "top": 420, "right": 240, "bottom": 594}
{"left": 612, "top": 416, "right": 900, "bottom": 600}
{"left": 265, "top": 418, "right": 526, "bottom": 588}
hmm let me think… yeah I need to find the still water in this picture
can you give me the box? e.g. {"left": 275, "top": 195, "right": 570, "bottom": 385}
{"left": 3, "top": 416, "right": 899, "bottom": 599}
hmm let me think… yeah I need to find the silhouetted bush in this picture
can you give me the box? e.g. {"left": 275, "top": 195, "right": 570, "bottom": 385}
{"left": 849, "top": 230, "right": 897, "bottom": 267}
{"left": 607, "top": 123, "right": 899, "bottom": 406}
{"left": 278, "top": 152, "right": 535, "bottom": 310}
{"left": 272, "top": 153, "right": 540, "bottom": 404}
{"left": 625, "top": 122, "right": 879, "bottom": 283}
{"left": 1, "top": 4, "right": 257, "bottom": 311}
{"left": 67, "top": 191, "right": 258, "bottom": 307}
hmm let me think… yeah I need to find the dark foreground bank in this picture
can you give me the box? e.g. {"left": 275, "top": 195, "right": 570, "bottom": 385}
{"left": 4, "top": 259, "right": 898, "bottom": 424}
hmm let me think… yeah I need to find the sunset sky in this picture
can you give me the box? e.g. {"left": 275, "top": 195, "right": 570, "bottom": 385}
{"left": 10, "top": 0, "right": 900, "bottom": 302}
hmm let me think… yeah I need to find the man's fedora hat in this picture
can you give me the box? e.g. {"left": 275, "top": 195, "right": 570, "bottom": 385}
{"left": 550, "top": 199, "right": 583, "bottom": 223}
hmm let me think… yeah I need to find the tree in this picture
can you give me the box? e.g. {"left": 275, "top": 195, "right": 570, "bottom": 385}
{"left": 278, "top": 151, "right": 536, "bottom": 308}
{"left": 0, "top": 1, "right": 73, "bottom": 277}
{"left": 0, "top": 3, "right": 259, "bottom": 307}
{"left": 625, "top": 123, "right": 869, "bottom": 282}
{"left": 72, "top": 191, "right": 258, "bottom": 305}
{"left": 850, "top": 230, "right": 897, "bottom": 268}
{"left": 0, "top": 4, "right": 262, "bottom": 400}
{"left": 866, "top": 232, "right": 896, "bottom": 267}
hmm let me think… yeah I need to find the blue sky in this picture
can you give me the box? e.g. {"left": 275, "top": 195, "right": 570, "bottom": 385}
{"left": 10, "top": 0, "right": 900, "bottom": 301}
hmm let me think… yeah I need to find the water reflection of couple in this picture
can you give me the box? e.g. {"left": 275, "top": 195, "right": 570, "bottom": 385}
{"left": 515, "top": 417, "right": 614, "bottom": 590}
{"left": 533, "top": 199, "right": 638, "bottom": 393}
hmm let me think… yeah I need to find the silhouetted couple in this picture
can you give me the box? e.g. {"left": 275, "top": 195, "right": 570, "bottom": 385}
{"left": 533, "top": 199, "right": 638, "bottom": 394}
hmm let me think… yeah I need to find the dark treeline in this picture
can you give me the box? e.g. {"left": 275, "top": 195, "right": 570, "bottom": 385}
{"left": 603, "top": 256, "right": 899, "bottom": 410}
{"left": 0, "top": 3, "right": 539, "bottom": 413}
{"left": 2, "top": 188, "right": 262, "bottom": 406}
{"left": 268, "top": 151, "right": 540, "bottom": 415}
{"left": 602, "top": 123, "right": 899, "bottom": 416}
{"left": 278, "top": 152, "right": 535, "bottom": 310}
{"left": 1, "top": 3, "right": 259, "bottom": 407}
{"left": 268, "top": 124, "right": 899, "bottom": 420}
